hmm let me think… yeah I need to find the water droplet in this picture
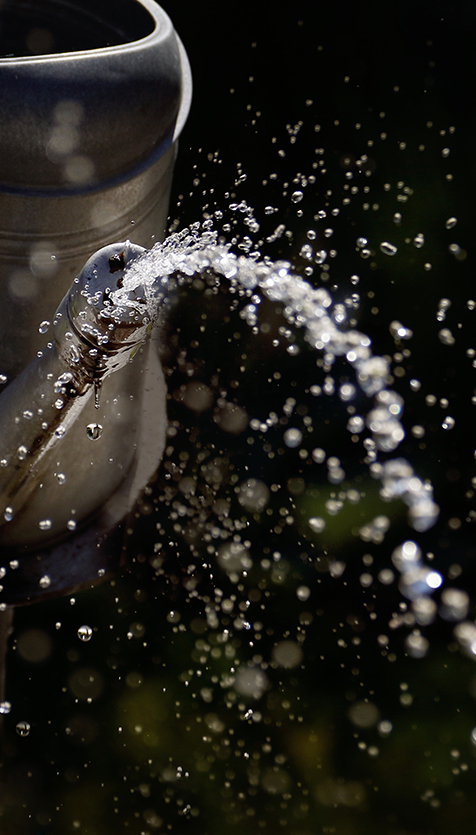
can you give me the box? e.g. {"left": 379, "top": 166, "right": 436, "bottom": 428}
{"left": 379, "top": 241, "right": 398, "bottom": 256}
{"left": 405, "top": 632, "right": 429, "bottom": 658}
{"left": 283, "top": 428, "right": 302, "bottom": 447}
{"left": 391, "top": 540, "right": 421, "bottom": 572}
{"left": 17, "top": 445, "right": 28, "bottom": 460}
{"left": 442, "top": 415, "right": 455, "bottom": 430}
{"left": 440, "top": 588, "right": 469, "bottom": 621}
{"left": 39, "top": 574, "right": 51, "bottom": 588}
{"left": 3, "top": 507, "right": 13, "bottom": 522}
{"left": 86, "top": 423, "right": 103, "bottom": 440}
{"left": 56, "top": 473, "right": 66, "bottom": 485}
{"left": 67, "top": 519, "right": 77, "bottom": 531}
{"left": 356, "top": 237, "right": 368, "bottom": 248}
{"left": 38, "top": 320, "right": 50, "bottom": 334}
{"left": 0, "top": 701, "right": 11, "bottom": 714}
{"left": 286, "top": 343, "right": 300, "bottom": 355}
{"left": 296, "top": 585, "right": 310, "bottom": 601}
{"left": 0, "top": 374, "right": 7, "bottom": 384}
{"left": 438, "top": 328, "right": 455, "bottom": 345}
{"left": 311, "top": 448, "right": 326, "bottom": 463}
{"left": 308, "top": 517, "right": 326, "bottom": 533}
{"left": 38, "top": 519, "right": 52, "bottom": 531}
{"left": 291, "top": 190, "right": 303, "bottom": 203}
{"left": 94, "top": 380, "right": 102, "bottom": 410}
{"left": 16, "top": 721, "right": 31, "bottom": 737}
{"left": 300, "top": 243, "right": 314, "bottom": 260}
{"left": 78, "top": 625, "right": 93, "bottom": 642}
{"left": 69, "top": 345, "right": 80, "bottom": 364}
{"left": 389, "top": 320, "right": 413, "bottom": 340}
{"left": 413, "top": 233, "right": 425, "bottom": 248}
{"left": 393, "top": 212, "right": 402, "bottom": 224}
{"left": 445, "top": 217, "right": 457, "bottom": 229}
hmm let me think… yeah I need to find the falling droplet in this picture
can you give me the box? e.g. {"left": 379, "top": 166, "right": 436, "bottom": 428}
{"left": 445, "top": 217, "right": 457, "bottom": 230}
{"left": 413, "top": 233, "right": 425, "bottom": 248}
{"left": 17, "top": 445, "right": 28, "bottom": 460}
{"left": 291, "top": 190, "right": 303, "bottom": 203}
{"left": 442, "top": 416, "right": 455, "bottom": 430}
{"left": 39, "top": 574, "right": 51, "bottom": 588}
{"left": 389, "top": 321, "right": 413, "bottom": 340}
{"left": 56, "top": 473, "right": 66, "bottom": 485}
{"left": 86, "top": 423, "right": 103, "bottom": 441}
{"left": 16, "top": 721, "right": 31, "bottom": 737}
{"left": 77, "top": 625, "right": 93, "bottom": 642}
{"left": 38, "top": 519, "right": 52, "bottom": 531}
{"left": 379, "top": 241, "right": 398, "bottom": 256}
{"left": 0, "top": 701, "right": 11, "bottom": 715}
{"left": 438, "top": 328, "right": 455, "bottom": 346}
{"left": 94, "top": 380, "right": 102, "bottom": 410}
{"left": 308, "top": 517, "right": 326, "bottom": 533}
{"left": 3, "top": 507, "right": 13, "bottom": 522}
{"left": 38, "top": 320, "right": 50, "bottom": 334}
{"left": 284, "top": 428, "right": 302, "bottom": 448}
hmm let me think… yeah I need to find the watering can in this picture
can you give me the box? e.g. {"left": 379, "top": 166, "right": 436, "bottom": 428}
{"left": 0, "top": 0, "right": 192, "bottom": 604}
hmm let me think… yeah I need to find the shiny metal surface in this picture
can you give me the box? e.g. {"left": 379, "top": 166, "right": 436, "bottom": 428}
{"left": 0, "top": 1, "right": 191, "bottom": 602}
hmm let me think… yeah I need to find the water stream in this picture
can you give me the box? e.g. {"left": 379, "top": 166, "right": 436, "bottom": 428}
{"left": 107, "top": 223, "right": 443, "bottom": 605}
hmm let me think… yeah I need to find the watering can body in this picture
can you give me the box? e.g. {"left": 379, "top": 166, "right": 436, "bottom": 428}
{"left": 0, "top": 0, "right": 192, "bottom": 603}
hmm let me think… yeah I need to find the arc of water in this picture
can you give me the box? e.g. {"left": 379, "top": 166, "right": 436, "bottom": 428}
{"left": 111, "top": 224, "right": 440, "bottom": 539}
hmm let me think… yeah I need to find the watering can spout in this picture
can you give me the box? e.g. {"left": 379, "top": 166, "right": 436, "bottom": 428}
{"left": 0, "top": 242, "right": 167, "bottom": 548}
{"left": 0, "top": 1, "right": 191, "bottom": 604}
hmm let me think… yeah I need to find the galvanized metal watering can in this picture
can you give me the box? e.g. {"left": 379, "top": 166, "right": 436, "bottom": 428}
{"left": 0, "top": 0, "right": 192, "bottom": 604}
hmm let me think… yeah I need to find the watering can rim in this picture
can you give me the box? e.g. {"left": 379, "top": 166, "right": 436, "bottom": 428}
{"left": 0, "top": 0, "right": 192, "bottom": 189}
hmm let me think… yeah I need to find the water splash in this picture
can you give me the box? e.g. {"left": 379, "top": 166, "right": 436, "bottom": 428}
{"left": 109, "top": 224, "right": 439, "bottom": 535}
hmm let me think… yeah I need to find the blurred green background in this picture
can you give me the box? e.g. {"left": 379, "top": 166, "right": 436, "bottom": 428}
{"left": 2, "top": 1, "right": 476, "bottom": 833}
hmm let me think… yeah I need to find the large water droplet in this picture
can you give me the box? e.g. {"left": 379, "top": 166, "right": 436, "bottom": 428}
{"left": 284, "top": 428, "right": 302, "bottom": 448}
{"left": 442, "top": 415, "right": 455, "bottom": 430}
{"left": 379, "top": 241, "right": 398, "bottom": 256}
{"left": 291, "top": 190, "right": 303, "bottom": 203}
{"left": 78, "top": 625, "right": 93, "bottom": 642}
{"left": 86, "top": 423, "right": 103, "bottom": 440}
{"left": 438, "top": 328, "right": 455, "bottom": 346}
{"left": 308, "top": 517, "right": 326, "bottom": 533}
{"left": 0, "top": 700, "right": 11, "bottom": 715}
{"left": 16, "top": 720, "right": 31, "bottom": 737}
